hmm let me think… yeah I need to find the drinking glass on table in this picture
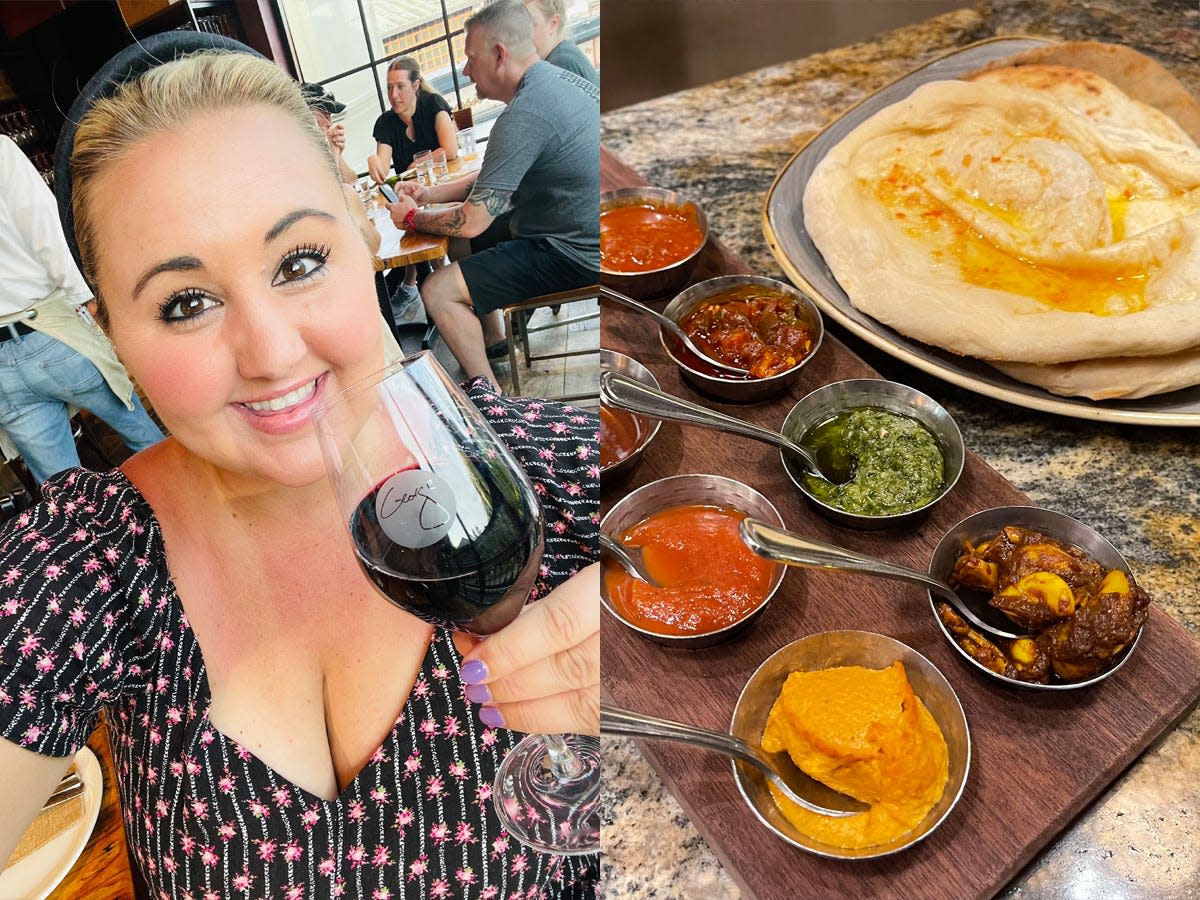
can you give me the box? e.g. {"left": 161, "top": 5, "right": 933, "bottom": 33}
{"left": 312, "top": 351, "right": 600, "bottom": 855}
{"left": 457, "top": 126, "right": 477, "bottom": 161}
{"left": 412, "top": 149, "right": 434, "bottom": 187}
{"left": 432, "top": 147, "right": 449, "bottom": 182}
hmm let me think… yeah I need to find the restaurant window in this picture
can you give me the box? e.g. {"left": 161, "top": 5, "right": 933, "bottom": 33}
{"left": 276, "top": 0, "right": 600, "bottom": 177}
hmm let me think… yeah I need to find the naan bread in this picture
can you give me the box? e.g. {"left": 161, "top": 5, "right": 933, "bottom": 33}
{"left": 804, "top": 78, "right": 1200, "bottom": 366}
{"left": 993, "top": 349, "right": 1200, "bottom": 401}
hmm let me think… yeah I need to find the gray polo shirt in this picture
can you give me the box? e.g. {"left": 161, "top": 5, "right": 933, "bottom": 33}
{"left": 473, "top": 61, "right": 599, "bottom": 270}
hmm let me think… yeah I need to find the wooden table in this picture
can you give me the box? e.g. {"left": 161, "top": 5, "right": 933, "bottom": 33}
{"left": 50, "top": 720, "right": 136, "bottom": 899}
{"left": 371, "top": 156, "right": 482, "bottom": 270}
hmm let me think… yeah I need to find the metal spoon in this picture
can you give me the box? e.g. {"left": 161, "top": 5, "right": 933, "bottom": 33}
{"left": 599, "top": 286, "right": 751, "bottom": 377}
{"left": 600, "top": 531, "right": 661, "bottom": 587}
{"left": 601, "top": 704, "right": 867, "bottom": 817}
{"left": 739, "top": 518, "right": 1024, "bottom": 642}
{"left": 600, "top": 371, "right": 846, "bottom": 485}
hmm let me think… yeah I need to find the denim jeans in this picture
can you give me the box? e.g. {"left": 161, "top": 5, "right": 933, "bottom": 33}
{"left": 0, "top": 328, "right": 163, "bottom": 484}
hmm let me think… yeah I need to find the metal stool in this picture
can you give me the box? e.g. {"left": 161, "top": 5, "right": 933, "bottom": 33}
{"left": 501, "top": 285, "right": 600, "bottom": 400}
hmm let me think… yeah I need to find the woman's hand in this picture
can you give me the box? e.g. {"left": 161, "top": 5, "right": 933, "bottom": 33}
{"left": 455, "top": 564, "right": 599, "bottom": 735}
{"left": 366, "top": 154, "right": 388, "bottom": 185}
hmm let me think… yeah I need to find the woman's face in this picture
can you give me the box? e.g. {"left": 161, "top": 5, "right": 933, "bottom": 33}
{"left": 525, "top": 2, "right": 561, "bottom": 57}
{"left": 88, "top": 105, "right": 385, "bottom": 488}
{"left": 386, "top": 69, "right": 419, "bottom": 116}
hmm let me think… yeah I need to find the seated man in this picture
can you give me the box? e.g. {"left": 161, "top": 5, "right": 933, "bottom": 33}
{"left": 301, "top": 82, "right": 357, "bottom": 184}
{"left": 386, "top": 0, "right": 598, "bottom": 387}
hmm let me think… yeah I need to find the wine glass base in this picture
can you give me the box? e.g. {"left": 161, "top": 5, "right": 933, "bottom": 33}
{"left": 494, "top": 733, "right": 601, "bottom": 856}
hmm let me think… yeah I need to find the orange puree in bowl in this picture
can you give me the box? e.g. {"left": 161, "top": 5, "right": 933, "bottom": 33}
{"left": 761, "top": 661, "right": 948, "bottom": 849}
{"left": 604, "top": 504, "right": 776, "bottom": 635}
{"left": 601, "top": 203, "right": 704, "bottom": 273}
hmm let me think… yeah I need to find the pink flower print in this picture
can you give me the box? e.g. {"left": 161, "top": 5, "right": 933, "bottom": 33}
{"left": 481, "top": 730, "right": 498, "bottom": 748}
{"left": 370, "top": 745, "right": 388, "bottom": 764}
{"left": 17, "top": 631, "right": 40, "bottom": 657}
{"left": 429, "top": 879, "right": 451, "bottom": 898}
{"left": 102, "top": 612, "right": 115, "bottom": 628}
{"left": 432, "top": 664, "right": 450, "bottom": 680}
{"left": 155, "top": 675, "right": 170, "bottom": 694}
{"left": 163, "top": 857, "right": 178, "bottom": 874}
{"left": 419, "top": 718, "right": 438, "bottom": 737}
{"left": 407, "top": 854, "right": 429, "bottom": 880}
{"left": 477, "top": 782, "right": 494, "bottom": 804}
{"left": 2, "top": 565, "right": 21, "bottom": 586}
{"left": 523, "top": 410, "right": 539, "bottom": 422}
{"left": 513, "top": 425, "right": 529, "bottom": 439}
{"left": 587, "top": 463, "right": 600, "bottom": 479}
{"left": 272, "top": 786, "right": 291, "bottom": 808}
{"left": 190, "top": 798, "right": 209, "bottom": 820}
{"left": 488, "top": 404, "right": 505, "bottom": 415}
{"left": 200, "top": 728, "right": 214, "bottom": 747}
{"left": 481, "top": 887, "right": 500, "bottom": 900}
{"left": 346, "top": 844, "right": 366, "bottom": 869}
{"left": 231, "top": 871, "right": 255, "bottom": 892}
{"left": 551, "top": 521, "right": 568, "bottom": 535}
{"left": 332, "top": 879, "right": 347, "bottom": 898}
{"left": 302, "top": 804, "right": 321, "bottom": 830}
{"left": 425, "top": 775, "right": 445, "bottom": 799}
{"left": 534, "top": 481, "right": 547, "bottom": 496}
{"left": 511, "top": 852, "right": 530, "bottom": 875}
{"left": 369, "top": 786, "right": 389, "bottom": 803}
{"left": 137, "top": 588, "right": 152, "bottom": 607}
{"left": 160, "top": 633, "right": 175, "bottom": 652}
{"left": 549, "top": 422, "right": 568, "bottom": 435}
{"left": 538, "top": 447, "right": 555, "bottom": 461}
{"left": 69, "top": 606, "right": 87, "bottom": 626}
{"left": 347, "top": 800, "right": 366, "bottom": 821}
{"left": 371, "top": 844, "right": 391, "bottom": 867}
{"left": 570, "top": 414, "right": 586, "bottom": 424}
{"left": 96, "top": 574, "right": 113, "bottom": 592}
{"left": 491, "top": 835, "right": 510, "bottom": 857}
{"left": 539, "top": 563, "right": 551, "bottom": 579}
{"left": 199, "top": 845, "right": 218, "bottom": 868}
{"left": 255, "top": 838, "right": 278, "bottom": 862}
{"left": 18, "top": 688, "right": 35, "bottom": 709}
{"left": 97, "top": 648, "right": 113, "bottom": 669}
{"left": 81, "top": 556, "right": 101, "bottom": 574}
{"left": 443, "top": 716, "right": 463, "bottom": 738}
{"left": 455, "top": 866, "right": 478, "bottom": 885}
{"left": 395, "top": 808, "right": 414, "bottom": 832}
{"left": 104, "top": 546, "right": 120, "bottom": 562}
{"left": 448, "top": 760, "right": 468, "bottom": 781}
{"left": 146, "top": 766, "right": 159, "bottom": 785}
{"left": 148, "top": 727, "right": 162, "bottom": 746}
{"left": 0, "top": 687, "right": 9, "bottom": 705}
{"left": 372, "top": 890, "right": 393, "bottom": 900}
{"left": 20, "top": 724, "right": 42, "bottom": 745}
{"left": 576, "top": 444, "right": 593, "bottom": 460}
{"left": 217, "top": 773, "right": 234, "bottom": 794}
{"left": 204, "top": 891, "right": 221, "bottom": 900}
{"left": 404, "top": 752, "right": 421, "bottom": 777}
{"left": 566, "top": 482, "right": 583, "bottom": 495}
{"left": 454, "top": 821, "right": 476, "bottom": 845}
{"left": 218, "top": 822, "right": 236, "bottom": 842}
{"left": 283, "top": 841, "right": 303, "bottom": 862}
{"left": 235, "top": 744, "right": 252, "bottom": 761}
{"left": 248, "top": 799, "right": 270, "bottom": 819}
{"left": 318, "top": 857, "right": 336, "bottom": 876}
{"left": 155, "top": 799, "right": 169, "bottom": 817}
{"left": 430, "top": 822, "right": 449, "bottom": 844}
{"left": 284, "top": 887, "right": 304, "bottom": 900}
{"left": 166, "top": 707, "right": 183, "bottom": 725}
{"left": 0, "top": 596, "right": 20, "bottom": 617}
{"left": 35, "top": 652, "right": 55, "bottom": 674}
{"left": 170, "top": 757, "right": 185, "bottom": 774}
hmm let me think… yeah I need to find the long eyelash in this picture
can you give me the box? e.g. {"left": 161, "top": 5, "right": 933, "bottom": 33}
{"left": 287, "top": 242, "right": 332, "bottom": 265}
{"left": 157, "top": 288, "right": 206, "bottom": 322}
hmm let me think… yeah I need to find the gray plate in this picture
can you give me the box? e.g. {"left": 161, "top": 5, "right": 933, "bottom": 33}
{"left": 763, "top": 37, "right": 1200, "bottom": 427}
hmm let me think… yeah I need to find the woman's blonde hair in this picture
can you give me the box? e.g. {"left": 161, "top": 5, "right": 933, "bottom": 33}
{"left": 70, "top": 50, "right": 339, "bottom": 324}
{"left": 526, "top": 0, "right": 568, "bottom": 33}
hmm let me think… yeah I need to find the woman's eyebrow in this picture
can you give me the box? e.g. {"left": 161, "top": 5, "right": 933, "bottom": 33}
{"left": 133, "top": 256, "right": 203, "bottom": 300}
{"left": 265, "top": 208, "right": 337, "bottom": 244}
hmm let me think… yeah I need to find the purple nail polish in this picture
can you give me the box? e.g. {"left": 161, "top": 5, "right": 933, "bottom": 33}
{"left": 480, "top": 705, "right": 505, "bottom": 728}
{"left": 465, "top": 683, "right": 492, "bottom": 704}
{"left": 461, "top": 659, "right": 489, "bottom": 685}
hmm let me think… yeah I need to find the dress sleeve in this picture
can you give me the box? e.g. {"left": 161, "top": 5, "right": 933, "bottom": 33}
{"left": 371, "top": 112, "right": 393, "bottom": 147}
{"left": 0, "top": 472, "right": 145, "bottom": 755}
{"left": 463, "top": 379, "right": 598, "bottom": 596}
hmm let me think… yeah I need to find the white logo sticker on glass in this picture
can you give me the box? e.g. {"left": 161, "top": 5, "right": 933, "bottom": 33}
{"left": 375, "top": 470, "right": 457, "bottom": 548}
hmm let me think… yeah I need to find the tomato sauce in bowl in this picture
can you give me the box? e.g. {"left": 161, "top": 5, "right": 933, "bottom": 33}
{"left": 601, "top": 203, "right": 706, "bottom": 274}
{"left": 604, "top": 503, "right": 778, "bottom": 636}
{"left": 680, "top": 283, "right": 816, "bottom": 379}
{"left": 600, "top": 405, "right": 645, "bottom": 469}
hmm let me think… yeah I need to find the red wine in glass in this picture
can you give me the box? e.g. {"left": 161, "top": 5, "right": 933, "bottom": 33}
{"left": 349, "top": 464, "right": 545, "bottom": 635}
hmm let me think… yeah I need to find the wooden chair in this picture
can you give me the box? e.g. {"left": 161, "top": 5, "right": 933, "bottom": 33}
{"left": 501, "top": 284, "right": 600, "bottom": 400}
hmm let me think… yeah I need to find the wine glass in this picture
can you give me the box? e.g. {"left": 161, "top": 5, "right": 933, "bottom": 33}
{"left": 312, "top": 351, "right": 600, "bottom": 855}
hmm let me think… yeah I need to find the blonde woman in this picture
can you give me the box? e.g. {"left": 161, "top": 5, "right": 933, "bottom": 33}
{"left": 0, "top": 32, "right": 598, "bottom": 898}
{"left": 525, "top": 0, "right": 598, "bottom": 86}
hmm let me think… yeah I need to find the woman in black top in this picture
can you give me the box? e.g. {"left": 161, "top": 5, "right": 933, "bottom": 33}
{"left": 366, "top": 56, "right": 458, "bottom": 183}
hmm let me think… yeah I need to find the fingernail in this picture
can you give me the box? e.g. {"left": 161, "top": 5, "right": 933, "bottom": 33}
{"left": 480, "top": 705, "right": 505, "bottom": 728}
{"left": 465, "top": 683, "right": 492, "bottom": 704}
{"left": 461, "top": 659, "right": 489, "bottom": 685}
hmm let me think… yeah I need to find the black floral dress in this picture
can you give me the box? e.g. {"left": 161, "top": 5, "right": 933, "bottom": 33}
{"left": 0, "top": 380, "right": 598, "bottom": 899}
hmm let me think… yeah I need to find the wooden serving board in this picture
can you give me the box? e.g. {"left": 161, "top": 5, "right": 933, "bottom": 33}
{"left": 599, "top": 148, "right": 1200, "bottom": 900}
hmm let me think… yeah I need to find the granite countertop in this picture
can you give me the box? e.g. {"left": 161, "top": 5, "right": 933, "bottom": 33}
{"left": 599, "top": 1, "right": 1200, "bottom": 896}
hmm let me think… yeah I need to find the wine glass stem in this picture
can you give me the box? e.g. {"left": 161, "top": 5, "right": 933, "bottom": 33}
{"left": 544, "top": 733, "right": 587, "bottom": 781}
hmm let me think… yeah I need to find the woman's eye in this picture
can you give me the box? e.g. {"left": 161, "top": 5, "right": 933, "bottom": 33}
{"left": 159, "top": 290, "right": 216, "bottom": 322}
{"left": 275, "top": 246, "right": 330, "bottom": 285}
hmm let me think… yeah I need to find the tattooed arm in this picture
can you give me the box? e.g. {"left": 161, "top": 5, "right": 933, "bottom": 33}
{"left": 405, "top": 183, "right": 514, "bottom": 239}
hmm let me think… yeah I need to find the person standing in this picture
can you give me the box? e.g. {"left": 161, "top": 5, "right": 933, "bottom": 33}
{"left": 0, "top": 135, "right": 162, "bottom": 484}
{"left": 525, "top": 0, "right": 599, "bottom": 87}
{"left": 385, "top": 0, "right": 599, "bottom": 386}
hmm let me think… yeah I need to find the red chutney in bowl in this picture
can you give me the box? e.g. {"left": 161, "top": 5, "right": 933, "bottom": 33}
{"left": 601, "top": 203, "right": 705, "bottom": 273}
{"left": 679, "top": 283, "right": 816, "bottom": 379}
{"left": 600, "top": 405, "right": 644, "bottom": 469}
{"left": 604, "top": 503, "right": 777, "bottom": 635}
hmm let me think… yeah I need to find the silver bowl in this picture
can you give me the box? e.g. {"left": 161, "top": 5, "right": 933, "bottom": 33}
{"left": 600, "top": 473, "right": 786, "bottom": 648}
{"left": 927, "top": 506, "right": 1147, "bottom": 690}
{"left": 730, "top": 630, "right": 970, "bottom": 859}
{"left": 600, "top": 349, "right": 662, "bottom": 484}
{"left": 659, "top": 275, "right": 824, "bottom": 403}
{"left": 779, "top": 378, "right": 965, "bottom": 529}
{"left": 600, "top": 187, "right": 709, "bottom": 301}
